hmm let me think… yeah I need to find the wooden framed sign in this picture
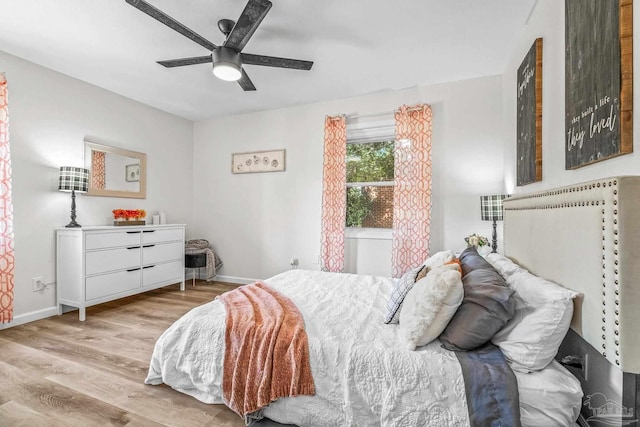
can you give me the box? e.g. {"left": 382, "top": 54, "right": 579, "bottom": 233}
{"left": 517, "top": 38, "right": 543, "bottom": 186}
{"left": 565, "top": 0, "right": 633, "bottom": 169}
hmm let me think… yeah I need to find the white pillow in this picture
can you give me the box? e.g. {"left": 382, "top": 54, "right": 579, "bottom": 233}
{"left": 492, "top": 270, "right": 578, "bottom": 372}
{"left": 486, "top": 253, "right": 527, "bottom": 280}
{"left": 514, "top": 360, "right": 583, "bottom": 427}
{"left": 422, "top": 250, "right": 455, "bottom": 270}
{"left": 399, "top": 264, "right": 463, "bottom": 350}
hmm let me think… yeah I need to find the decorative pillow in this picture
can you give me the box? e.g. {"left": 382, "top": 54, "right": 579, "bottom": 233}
{"left": 423, "top": 250, "right": 456, "bottom": 270}
{"left": 486, "top": 253, "right": 528, "bottom": 281}
{"left": 439, "top": 267, "right": 516, "bottom": 351}
{"left": 415, "top": 265, "right": 429, "bottom": 282}
{"left": 491, "top": 270, "right": 578, "bottom": 372}
{"left": 414, "top": 250, "right": 456, "bottom": 283}
{"left": 458, "top": 246, "right": 494, "bottom": 276}
{"left": 384, "top": 251, "right": 455, "bottom": 324}
{"left": 399, "top": 264, "right": 463, "bottom": 350}
{"left": 384, "top": 265, "right": 426, "bottom": 324}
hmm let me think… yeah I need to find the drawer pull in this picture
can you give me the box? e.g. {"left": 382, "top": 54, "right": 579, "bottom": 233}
{"left": 143, "top": 265, "right": 155, "bottom": 269}
{"left": 126, "top": 267, "right": 141, "bottom": 272}
{"left": 142, "top": 230, "right": 156, "bottom": 233}
{"left": 126, "top": 231, "right": 140, "bottom": 234}
{"left": 127, "top": 246, "right": 141, "bottom": 250}
{"left": 143, "top": 244, "right": 156, "bottom": 248}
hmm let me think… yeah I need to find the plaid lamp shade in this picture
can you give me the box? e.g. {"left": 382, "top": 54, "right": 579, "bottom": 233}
{"left": 58, "top": 166, "right": 89, "bottom": 193}
{"left": 480, "top": 194, "right": 507, "bottom": 221}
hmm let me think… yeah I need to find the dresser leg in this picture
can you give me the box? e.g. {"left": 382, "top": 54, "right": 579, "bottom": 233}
{"left": 180, "top": 280, "right": 185, "bottom": 292}
{"left": 79, "top": 307, "right": 86, "bottom": 322}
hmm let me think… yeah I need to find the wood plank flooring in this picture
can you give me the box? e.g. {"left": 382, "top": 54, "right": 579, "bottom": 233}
{"left": 0, "top": 281, "right": 263, "bottom": 427}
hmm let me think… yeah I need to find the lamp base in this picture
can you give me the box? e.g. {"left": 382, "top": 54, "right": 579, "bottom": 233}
{"left": 491, "top": 220, "right": 498, "bottom": 253}
{"left": 65, "top": 189, "right": 81, "bottom": 228}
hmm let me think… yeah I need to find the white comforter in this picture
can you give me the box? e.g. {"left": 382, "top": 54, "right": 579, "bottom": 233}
{"left": 145, "top": 269, "right": 470, "bottom": 426}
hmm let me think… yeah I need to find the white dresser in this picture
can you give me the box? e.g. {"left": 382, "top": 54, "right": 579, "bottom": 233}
{"left": 56, "top": 224, "right": 185, "bottom": 321}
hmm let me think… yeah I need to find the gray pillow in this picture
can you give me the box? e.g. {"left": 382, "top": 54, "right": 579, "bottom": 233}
{"left": 439, "top": 266, "right": 515, "bottom": 351}
{"left": 458, "top": 246, "right": 494, "bottom": 276}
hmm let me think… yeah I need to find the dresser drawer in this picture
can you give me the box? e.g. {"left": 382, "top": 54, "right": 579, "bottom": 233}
{"left": 86, "top": 247, "right": 141, "bottom": 275}
{"left": 85, "top": 231, "right": 141, "bottom": 250}
{"left": 142, "top": 241, "right": 183, "bottom": 265}
{"left": 142, "top": 228, "right": 183, "bottom": 244}
{"left": 142, "top": 260, "right": 183, "bottom": 287}
{"left": 85, "top": 269, "right": 141, "bottom": 301}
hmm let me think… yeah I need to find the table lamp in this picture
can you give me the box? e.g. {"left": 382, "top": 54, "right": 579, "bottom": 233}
{"left": 58, "top": 166, "right": 89, "bottom": 228}
{"left": 480, "top": 194, "right": 506, "bottom": 253}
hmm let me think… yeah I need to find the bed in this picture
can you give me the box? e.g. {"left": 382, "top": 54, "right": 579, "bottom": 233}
{"left": 146, "top": 176, "right": 640, "bottom": 426}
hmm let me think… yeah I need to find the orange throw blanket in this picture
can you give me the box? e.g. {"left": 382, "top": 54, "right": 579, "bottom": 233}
{"left": 218, "top": 282, "right": 315, "bottom": 422}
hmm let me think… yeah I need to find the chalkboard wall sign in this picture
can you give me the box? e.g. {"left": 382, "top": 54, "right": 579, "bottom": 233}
{"left": 565, "top": 0, "right": 633, "bottom": 169}
{"left": 517, "top": 38, "right": 543, "bottom": 186}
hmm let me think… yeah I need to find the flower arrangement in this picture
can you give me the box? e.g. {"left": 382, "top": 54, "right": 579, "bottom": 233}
{"left": 465, "top": 233, "right": 489, "bottom": 248}
{"left": 113, "top": 209, "right": 146, "bottom": 221}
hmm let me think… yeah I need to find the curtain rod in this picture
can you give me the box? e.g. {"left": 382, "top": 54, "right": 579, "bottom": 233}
{"left": 346, "top": 105, "right": 426, "bottom": 121}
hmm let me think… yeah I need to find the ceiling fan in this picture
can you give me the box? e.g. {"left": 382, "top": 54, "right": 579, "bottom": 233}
{"left": 125, "top": 0, "right": 314, "bottom": 91}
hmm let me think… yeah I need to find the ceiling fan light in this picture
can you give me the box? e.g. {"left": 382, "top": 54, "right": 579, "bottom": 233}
{"left": 212, "top": 47, "right": 242, "bottom": 81}
{"left": 213, "top": 63, "right": 242, "bottom": 81}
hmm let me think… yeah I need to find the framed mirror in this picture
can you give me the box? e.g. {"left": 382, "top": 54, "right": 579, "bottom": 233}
{"left": 83, "top": 141, "right": 147, "bottom": 199}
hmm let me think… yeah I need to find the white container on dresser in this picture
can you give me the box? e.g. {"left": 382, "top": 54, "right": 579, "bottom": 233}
{"left": 56, "top": 224, "right": 185, "bottom": 321}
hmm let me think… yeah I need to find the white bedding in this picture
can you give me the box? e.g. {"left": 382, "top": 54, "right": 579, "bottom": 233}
{"left": 145, "top": 269, "right": 582, "bottom": 426}
{"left": 146, "top": 269, "right": 470, "bottom": 426}
{"left": 515, "top": 360, "right": 583, "bottom": 427}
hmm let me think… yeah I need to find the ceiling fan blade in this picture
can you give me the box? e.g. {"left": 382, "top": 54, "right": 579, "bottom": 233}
{"left": 125, "top": 0, "right": 217, "bottom": 51}
{"left": 157, "top": 55, "right": 212, "bottom": 68}
{"left": 224, "top": 0, "right": 272, "bottom": 52}
{"left": 241, "top": 53, "right": 313, "bottom": 70}
{"left": 237, "top": 69, "right": 257, "bottom": 91}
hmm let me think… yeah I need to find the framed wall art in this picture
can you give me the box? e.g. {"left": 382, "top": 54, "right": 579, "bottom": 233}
{"left": 565, "top": 0, "right": 633, "bottom": 169}
{"left": 232, "top": 149, "right": 286, "bottom": 174}
{"left": 517, "top": 38, "right": 543, "bottom": 186}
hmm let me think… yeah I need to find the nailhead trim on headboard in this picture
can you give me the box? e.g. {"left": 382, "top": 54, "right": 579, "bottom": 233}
{"left": 503, "top": 177, "right": 639, "bottom": 372}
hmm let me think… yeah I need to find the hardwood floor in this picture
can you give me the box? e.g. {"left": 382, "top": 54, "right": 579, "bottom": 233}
{"left": 0, "top": 280, "right": 265, "bottom": 427}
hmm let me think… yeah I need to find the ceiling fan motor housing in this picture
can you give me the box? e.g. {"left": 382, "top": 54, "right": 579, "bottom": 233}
{"left": 212, "top": 47, "right": 242, "bottom": 81}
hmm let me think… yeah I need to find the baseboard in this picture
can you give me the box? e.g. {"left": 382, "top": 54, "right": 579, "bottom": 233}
{"left": 213, "top": 275, "right": 258, "bottom": 285}
{"left": 0, "top": 306, "right": 59, "bottom": 330}
{"left": 0, "top": 277, "right": 258, "bottom": 329}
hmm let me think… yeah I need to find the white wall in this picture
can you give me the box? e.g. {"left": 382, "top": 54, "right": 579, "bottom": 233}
{"left": 503, "top": 0, "right": 640, "bottom": 194}
{"left": 0, "top": 51, "right": 193, "bottom": 326}
{"left": 193, "top": 75, "right": 505, "bottom": 281}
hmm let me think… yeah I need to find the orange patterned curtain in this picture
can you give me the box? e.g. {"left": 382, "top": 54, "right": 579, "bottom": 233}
{"left": 320, "top": 115, "right": 347, "bottom": 272}
{"left": 0, "top": 74, "right": 15, "bottom": 323}
{"left": 391, "top": 105, "right": 432, "bottom": 278}
{"left": 91, "top": 150, "right": 106, "bottom": 190}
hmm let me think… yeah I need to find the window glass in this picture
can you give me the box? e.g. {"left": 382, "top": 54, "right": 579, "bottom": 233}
{"left": 346, "top": 140, "right": 394, "bottom": 229}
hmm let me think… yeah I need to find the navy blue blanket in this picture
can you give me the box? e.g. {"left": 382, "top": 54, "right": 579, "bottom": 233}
{"left": 455, "top": 343, "right": 521, "bottom": 427}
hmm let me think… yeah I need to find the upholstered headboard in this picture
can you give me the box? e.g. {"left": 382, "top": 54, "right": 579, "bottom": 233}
{"left": 503, "top": 176, "right": 640, "bottom": 374}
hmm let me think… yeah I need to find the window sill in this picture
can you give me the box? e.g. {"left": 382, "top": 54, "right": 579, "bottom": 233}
{"left": 345, "top": 227, "right": 392, "bottom": 240}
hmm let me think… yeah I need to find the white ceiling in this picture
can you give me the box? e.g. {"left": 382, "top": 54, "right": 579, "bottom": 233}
{"left": 0, "top": 0, "right": 536, "bottom": 121}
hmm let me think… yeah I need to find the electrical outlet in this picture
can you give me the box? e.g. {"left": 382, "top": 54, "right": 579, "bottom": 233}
{"left": 32, "top": 276, "right": 44, "bottom": 292}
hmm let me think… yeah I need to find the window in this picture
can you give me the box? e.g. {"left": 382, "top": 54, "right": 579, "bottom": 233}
{"left": 345, "top": 119, "right": 395, "bottom": 229}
